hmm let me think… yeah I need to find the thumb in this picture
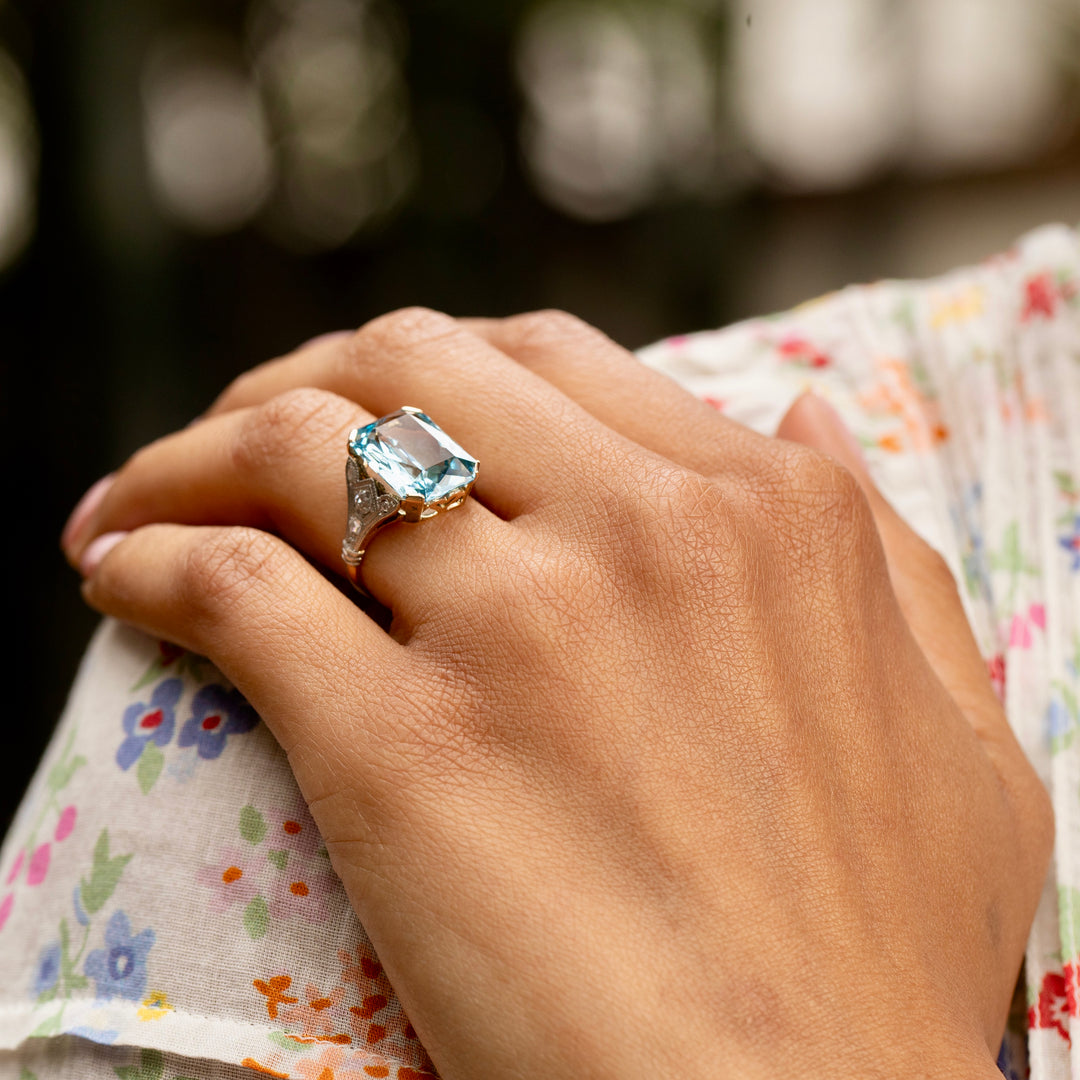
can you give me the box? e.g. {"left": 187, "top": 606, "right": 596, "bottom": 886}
{"left": 775, "top": 390, "right": 1006, "bottom": 742}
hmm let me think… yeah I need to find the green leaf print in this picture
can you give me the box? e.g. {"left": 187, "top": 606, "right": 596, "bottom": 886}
{"left": 46, "top": 729, "right": 86, "bottom": 793}
{"left": 989, "top": 520, "right": 1041, "bottom": 608}
{"left": 20, "top": 1069, "right": 39, "bottom": 1080}
{"left": 137, "top": 743, "right": 164, "bottom": 795}
{"left": 240, "top": 804, "right": 267, "bottom": 845}
{"left": 131, "top": 658, "right": 168, "bottom": 693}
{"left": 57, "top": 917, "right": 89, "bottom": 993}
{"left": 243, "top": 894, "right": 269, "bottom": 939}
{"left": 1060, "top": 886, "right": 1080, "bottom": 962}
{"left": 1054, "top": 469, "right": 1079, "bottom": 498}
{"left": 266, "top": 849, "right": 288, "bottom": 871}
{"left": 80, "top": 830, "right": 133, "bottom": 915}
{"left": 267, "top": 1030, "right": 306, "bottom": 1053}
{"left": 29, "top": 1011, "right": 62, "bottom": 1038}
{"left": 114, "top": 1048, "right": 165, "bottom": 1080}
{"left": 893, "top": 298, "right": 916, "bottom": 334}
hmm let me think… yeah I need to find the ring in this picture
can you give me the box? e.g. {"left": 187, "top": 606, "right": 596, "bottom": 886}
{"left": 342, "top": 406, "right": 479, "bottom": 595}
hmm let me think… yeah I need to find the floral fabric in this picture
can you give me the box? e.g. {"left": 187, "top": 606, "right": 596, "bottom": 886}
{"left": 5, "top": 222, "right": 1080, "bottom": 1078}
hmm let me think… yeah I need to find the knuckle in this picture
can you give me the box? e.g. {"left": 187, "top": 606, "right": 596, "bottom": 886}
{"left": 233, "top": 388, "right": 342, "bottom": 475}
{"left": 179, "top": 526, "right": 294, "bottom": 619}
{"left": 350, "top": 307, "right": 458, "bottom": 365}
{"left": 661, "top": 468, "right": 739, "bottom": 537}
{"left": 503, "top": 309, "right": 599, "bottom": 350}
{"left": 756, "top": 445, "right": 876, "bottom": 553}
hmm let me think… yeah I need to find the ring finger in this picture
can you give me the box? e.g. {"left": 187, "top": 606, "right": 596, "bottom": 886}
{"left": 64, "top": 386, "right": 508, "bottom": 617}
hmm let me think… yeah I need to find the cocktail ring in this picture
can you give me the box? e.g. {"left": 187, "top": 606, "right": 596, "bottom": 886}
{"left": 342, "top": 406, "right": 479, "bottom": 596}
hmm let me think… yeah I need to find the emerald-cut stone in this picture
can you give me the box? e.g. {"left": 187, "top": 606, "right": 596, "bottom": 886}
{"left": 350, "top": 408, "right": 478, "bottom": 502}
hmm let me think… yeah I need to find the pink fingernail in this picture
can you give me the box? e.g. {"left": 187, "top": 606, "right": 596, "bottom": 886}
{"left": 62, "top": 474, "right": 116, "bottom": 553}
{"left": 79, "top": 531, "right": 128, "bottom": 577}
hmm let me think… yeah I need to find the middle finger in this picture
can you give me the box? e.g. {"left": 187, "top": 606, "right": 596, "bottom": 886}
{"left": 207, "top": 307, "right": 620, "bottom": 520}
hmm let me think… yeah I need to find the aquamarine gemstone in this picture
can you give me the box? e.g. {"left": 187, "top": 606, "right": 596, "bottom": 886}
{"left": 351, "top": 409, "right": 478, "bottom": 502}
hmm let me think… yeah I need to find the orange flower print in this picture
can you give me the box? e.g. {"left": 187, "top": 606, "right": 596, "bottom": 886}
{"left": 857, "top": 358, "right": 948, "bottom": 454}
{"left": 339, "top": 948, "right": 385, "bottom": 989}
{"left": 280, "top": 982, "right": 347, "bottom": 1038}
{"left": 294, "top": 1046, "right": 363, "bottom": 1080}
{"left": 254, "top": 973, "right": 300, "bottom": 1019}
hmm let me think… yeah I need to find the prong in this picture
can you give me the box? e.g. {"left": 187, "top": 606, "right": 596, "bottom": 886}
{"left": 399, "top": 495, "right": 426, "bottom": 522}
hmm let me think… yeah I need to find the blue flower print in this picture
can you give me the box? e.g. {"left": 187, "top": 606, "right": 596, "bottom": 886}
{"left": 177, "top": 685, "right": 259, "bottom": 760}
{"left": 997, "top": 1038, "right": 1022, "bottom": 1080}
{"left": 116, "top": 679, "right": 182, "bottom": 770}
{"left": 33, "top": 941, "right": 61, "bottom": 995}
{"left": 1059, "top": 514, "right": 1080, "bottom": 571}
{"left": 1047, "top": 698, "right": 1071, "bottom": 740}
{"left": 84, "top": 910, "right": 155, "bottom": 1001}
{"left": 67, "top": 1025, "right": 119, "bottom": 1045}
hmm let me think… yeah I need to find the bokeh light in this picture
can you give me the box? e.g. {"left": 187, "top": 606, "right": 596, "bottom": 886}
{"left": 0, "top": 47, "right": 37, "bottom": 272}
{"left": 142, "top": 30, "right": 274, "bottom": 234}
{"left": 248, "top": 0, "right": 415, "bottom": 250}
{"left": 909, "top": 0, "right": 1066, "bottom": 171}
{"left": 516, "top": 1, "right": 720, "bottom": 221}
{"left": 731, "top": 0, "right": 904, "bottom": 191}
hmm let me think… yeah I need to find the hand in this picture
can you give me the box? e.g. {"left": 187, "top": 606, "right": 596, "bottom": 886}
{"left": 63, "top": 309, "right": 1051, "bottom": 1079}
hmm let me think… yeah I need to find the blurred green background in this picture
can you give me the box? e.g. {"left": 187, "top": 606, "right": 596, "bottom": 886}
{"left": 6, "top": 0, "right": 1080, "bottom": 831}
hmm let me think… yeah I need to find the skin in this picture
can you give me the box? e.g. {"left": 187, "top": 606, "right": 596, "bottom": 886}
{"left": 63, "top": 308, "right": 1052, "bottom": 1079}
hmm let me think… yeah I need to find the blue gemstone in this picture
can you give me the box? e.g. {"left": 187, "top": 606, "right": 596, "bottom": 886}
{"left": 351, "top": 409, "right": 478, "bottom": 502}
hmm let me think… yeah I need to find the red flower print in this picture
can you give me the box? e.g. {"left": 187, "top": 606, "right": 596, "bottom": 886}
{"left": 987, "top": 653, "right": 1006, "bottom": 704}
{"left": 1028, "top": 968, "right": 1071, "bottom": 1044}
{"left": 777, "top": 335, "right": 831, "bottom": 369}
{"left": 1022, "top": 273, "right": 1058, "bottom": 321}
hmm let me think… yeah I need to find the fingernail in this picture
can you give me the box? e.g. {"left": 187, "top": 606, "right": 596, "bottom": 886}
{"left": 62, "top": 474, "right": 116, "bottom": 553}
{"left": 79, "top": 531, "right": 128, "bottom": 577}
{"left": 809, "top": 394, "right": 868, "bottom": 468}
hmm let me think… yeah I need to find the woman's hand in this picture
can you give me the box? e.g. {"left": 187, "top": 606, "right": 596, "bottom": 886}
{"left": 63, "top": 309, "right": 1051, "bottom": 1079}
